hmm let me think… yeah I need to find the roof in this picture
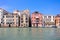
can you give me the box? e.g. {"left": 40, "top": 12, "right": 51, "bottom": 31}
{"left": 32, "top": 11, "right": 42, "bottom": 15}
{"left": 55, "top": 14, "right": 60, "bottom": 17}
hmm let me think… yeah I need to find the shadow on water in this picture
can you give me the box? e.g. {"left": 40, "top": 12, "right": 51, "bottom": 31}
{"left": 29, "top": 28, "right": 31, "bottom": 31}
{"left": 17, "top": 28, "right": 20, "bottom": 32}
{"left": 16, "top": 28, "right": 58, "bottom": 32}
{"left": 18, "top": 29, "right": 20, "bottom": 31}
{"left": 17, "top": 28, "right": 32, "bottom": 32}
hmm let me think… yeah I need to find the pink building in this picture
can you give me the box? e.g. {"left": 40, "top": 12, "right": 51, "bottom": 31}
{"left": 31, "top": 11, "right": 43, "bottom": 27}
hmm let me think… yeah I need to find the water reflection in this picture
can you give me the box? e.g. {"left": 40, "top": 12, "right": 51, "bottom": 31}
{"left": 0, "top": 28, "right": 60, "bottom": 40}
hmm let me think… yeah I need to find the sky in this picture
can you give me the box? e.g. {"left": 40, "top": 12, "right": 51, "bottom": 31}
{"left": 0, "top": 0, "right": 60, "bottom": 15}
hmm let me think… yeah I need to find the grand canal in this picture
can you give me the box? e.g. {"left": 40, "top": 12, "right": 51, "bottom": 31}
{"left": 0, "top": 28, "right": 60, "bottom": 40}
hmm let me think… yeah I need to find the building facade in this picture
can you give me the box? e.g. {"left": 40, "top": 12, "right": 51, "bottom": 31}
{"left": 43, "top": 15, "right": 55, "bottom": 27}
{"left": 2, "top": 13, "right": 19, "bottom": 28}
{"left": 0, "top": 8, "right": 59, "bottom": 28}
{"left": 0, "top": 8, "right": 8, "bottom": 27}
{"left": 13, "top": 10, "right": 21, "bottom": 27}
{"left": 20, "top": 9, "right": 30, "bottom": 27}
{"left": 55, "top": 14, "right": 60, "bottom": 28}
{"left": 31, "top": 11, "right": 43, "bottom": 27}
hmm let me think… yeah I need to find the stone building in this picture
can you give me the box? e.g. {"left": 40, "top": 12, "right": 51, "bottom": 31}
{"left": 2, "top": 13, "right": 19, "bottom": 28}
{"left": 31, "top": 11, "right": 43, "bottom": 27}
{"left": 20, "top": 9, "right": 30, "bottom": 27}
{"left": 43, "top": 15, "right": 55, "bottom": 27}
{"left": 55, "top": 14, "right": 60, "bottom": 28}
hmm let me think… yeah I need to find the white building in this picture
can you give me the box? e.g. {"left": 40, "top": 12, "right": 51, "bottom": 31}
{"left": 0, "top": 8, "right": 8, "bottom": 27}
{"left": 13, "top": 10, "right": 21, "bottom": 27}
{"left": 13, "top": 9, "right": 30, "bottom": 27}
{"left": 43, "top": 15, "right": 55, "bottom": 27}
{"left": 20, "top": 9, "right": 30, "bottom": 27}
{"left": 3, "top": 13, "right": 19, "bottom": 28}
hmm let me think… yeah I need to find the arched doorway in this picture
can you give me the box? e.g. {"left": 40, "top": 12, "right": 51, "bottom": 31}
{"left": 9, "top": 24, "right": 11, "bottom": 27}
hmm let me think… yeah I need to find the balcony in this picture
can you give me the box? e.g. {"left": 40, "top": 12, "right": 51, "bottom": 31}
{"left": 36, "top": 20, "right": 39, "bottom": 23}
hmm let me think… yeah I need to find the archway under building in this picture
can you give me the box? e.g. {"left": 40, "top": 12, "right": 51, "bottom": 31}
{"left": 9, "top": 24, "right": 11, "bottom": 27}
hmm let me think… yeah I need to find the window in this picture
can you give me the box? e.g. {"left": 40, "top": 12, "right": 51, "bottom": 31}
{"left": 12, "top": 16, "right": 14, "bottom": 18}
{"left": 34, "top": 17, "right": 35, "bottom": 18}
{"left": 21, "top": 18, "right": 23, "bottom": 20}
{"left": 3, "top": 22, "right": 4, "bottom": 24}
{"left": 26, "top": 21, "right": 28, "bottom": 23}
{"left": 6, "top": 16, "right": 14, "bottom": 18}
{"left": 21, "top": 21, "right": 23, "bottom": 23}
{"left": 1, "top": 22, "right": 2, "bottom": 23}
{"left": 3, "top": 16, "right": 4, "bottom": 18}
{"left": 26, "top": 18, "right": 28, "bottom": 20}
{"left": 6, "top": 19, "right": 14, "bottom": 22}
{"left": 48, "top": 16, "right": 51, "bottom": 18}
{"left": 53, "top": 16, "right": 55, "bottom": 18}
{"left": 6, "top": 22, "right": 14, "bottom": 24}
{"left": 44, "top": 16, "right": 47, "bottom": 18}
{"left": 6, "top": 22, "right": 9, "bottom": 24}
{"left": 16, "top": 15, "right": 18, "bottom": 18}
{"left": 36, "top": 18, "right": 39, "bottom": 20}
{"left": 21, "top": 24, "right": 23, "bottom": 26}
{"left": 36, "top": 20, "right": 39, "bottom": 22}
{"left": 12, "top": 22, "right": 14, "bottom": 24}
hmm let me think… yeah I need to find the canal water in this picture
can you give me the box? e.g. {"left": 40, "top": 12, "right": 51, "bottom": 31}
{"left": 0, "top": 28, "right": 60, "bottom": 40}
